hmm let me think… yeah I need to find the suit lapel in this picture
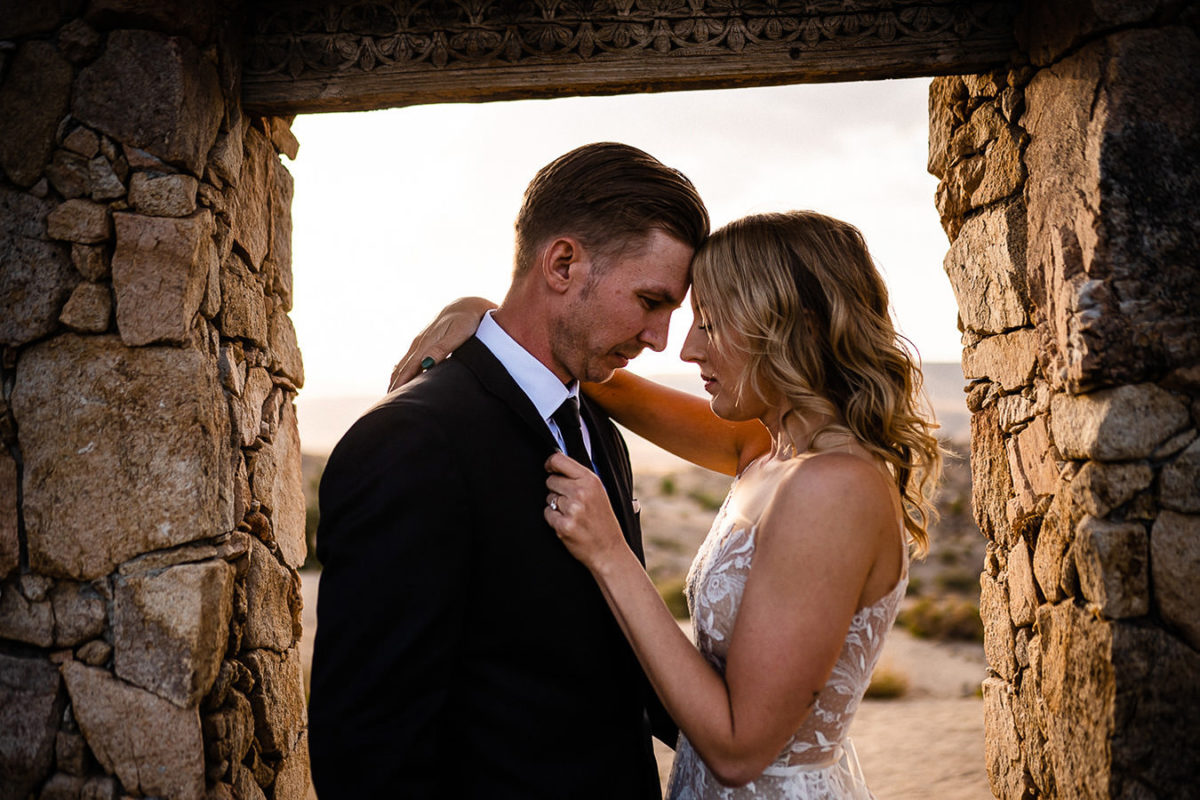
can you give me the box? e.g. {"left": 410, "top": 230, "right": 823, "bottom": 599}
{"left": 581, "top": 397, "right": 644, "bottom": 563}
{"left": 452, "top": 337, "right": 561, "bottom": 455}
{"left": 454, "top": 337, "right": 643, "bottom": 560}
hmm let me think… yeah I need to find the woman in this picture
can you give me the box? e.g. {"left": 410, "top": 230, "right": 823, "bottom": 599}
{"left": 395, "top": 210, "right": 941, "bottom": 798}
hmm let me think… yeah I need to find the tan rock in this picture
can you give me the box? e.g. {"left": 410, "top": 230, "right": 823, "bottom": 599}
{"left": 206, "top": 118, "right": 243, "bottom": 187}
{"left": 113, "top": 560, "right": 234, "bottom": 707}
{"left": 1037, "top": 602, "right": 1112, "bottom": 798}
{"left": 0, "top": 654, "right": 63, "bottom": 798}
{"left": 0, "top": 41, "right": 72, "bottom": 188}
{"left": 88, "top": 155, "right": 126, "bottom": 202}
{"left": 1026, "top": 30, "right": 1200, "bottom": 390}
{"left": 942, "top": 199, "right": 1029, "bottom": 335}
{"left": 241, "top": 647, "right": 306, "bottom": 757}
{"left": 936, "top": 102, "right": 1026, "bottom": 225}
{"left": 1005, "top": 414, "right": 1056, "bottom": 501}
{"left": 1160, "top": 437, "right": 1200, "bottom": 513}
{"left": 50, "top": 581, "right": 107, "bottom": 647}
{"left": 1150, "top": 511, "right": 1200, "bottom": 650}
{"left": 76, "top": 640, "right": 112, "bottom": 667}
{"left": 980, "top": 569, "right": 1015, "bottom": 680}
{"left": 40, "top": 772, "right": 85, "bottom": 799}
{"left": 1068, "top": 461, "right": 1153, "bottom": 518}
{"left": 47, "top": 199, "right": 111, "bottom": 244}
{"left": 62, "top": 661, "right": 204, "bottom": 800}
{"left": 129, "top": 172, "right": 199, "bottom": 217}
{"left": 970, "top": 404, "right": 1015, "bottom": 544}
{"left": 233, "top": 367, "right": 273, "bottom": 448}
{"left": 250, "top": 402, "right": 306, "bottom": 569}
{"left": 982, "top": 677, "right": 1025, "bottom": 800}
{"left": 242, "top": 538, "right": 297, "bottom": 652}
{"left": 272, "top": 729, "right": 311, "bottom": 800}
{"left": 0, "top": 451, "right": 17, "bottom": 579}
{"left": 0, "top": 579, "right": 54, "bottom": 647}
{"left": 219, "top": 252, "right": 268, "bottom": 347}
{"left": 231, "top": 763, "right": 266, "bottom": 800}
{"left": 268, "top": 161, "right": 294, "bottom": 310}
{"left": 12, "top": 335, "right": 233, "bottom": 580}
{"left": 70, "top": 244, "right": 109, "bottom": 281}
{"left": 47, "top": 149, "right": 92, "bottom": 198}
{"left": 81, "top": 775, "right": 117, "bottom": 800}
{"left": 72, "top": 30, "right": 222, "bottom": 176}
{"left": 1051, "top": 384, "right": 1189, "bottom": 461}
{"left": 60, "top": 282, "right": 113, "bottom": 333}
{"left": 1033, "top": 494, "right": 1075, "bottom": 603}
{"left": 111, "top": 210, "right": 213, "bottom": 346}
{"left": 231, "top": 127, "right": 274, "bottom": 270}
{"left": 56, "top": 729, "right": 89, "bottom": 776}
{"left": 1, "top": 189, "right": 79, "bottom": 347}
{"left": 63, "top": 127, "right": 100, "bottom": 159}
{"left": 268, "top": 306, "right": 304, "bottom": 388}
{"left": 1073, "top": 516, "right": 1148, "bottom": 619}
{"left": 926, "top": 75, "right": 966, "bottom": 179}
{"left": 963, "top": 328, "right": 1038, "bottom": 393}
{"left": 202, "top": 688, "right": 254, "bottom": 767}
{"left": 1007, "top": 539, "right": 1038, "bottom": 627}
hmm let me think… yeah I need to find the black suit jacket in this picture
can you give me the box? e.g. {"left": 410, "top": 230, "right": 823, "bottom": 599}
{"left": 308, "top": 337, "right": 674, "bottom": 799}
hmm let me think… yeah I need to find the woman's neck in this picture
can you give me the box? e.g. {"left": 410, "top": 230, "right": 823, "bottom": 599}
{"left": 761, "top": 404, "right": 840, "bottom": 461}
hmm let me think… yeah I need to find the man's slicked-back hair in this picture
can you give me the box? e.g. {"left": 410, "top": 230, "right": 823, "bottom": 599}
{"left": 513, "top": 142, "right": 710, "bottom": 276}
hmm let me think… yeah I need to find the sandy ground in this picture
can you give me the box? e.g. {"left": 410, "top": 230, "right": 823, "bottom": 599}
{"left": 299, "top": 571, "right": 989, "bottom": 798}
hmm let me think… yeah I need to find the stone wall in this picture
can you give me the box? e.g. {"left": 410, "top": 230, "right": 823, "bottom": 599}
{"left": 0, "top": 3, "right": 310, "bottom": 798}
{"left": 930, "top": 5, "right": 1200, "bottom": 798}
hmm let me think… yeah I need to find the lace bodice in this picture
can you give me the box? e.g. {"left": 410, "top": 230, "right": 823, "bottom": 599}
{"left": 666, "top": 485, "right": 907, "bottom": 799}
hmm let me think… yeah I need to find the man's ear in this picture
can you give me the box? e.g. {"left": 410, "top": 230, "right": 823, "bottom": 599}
{"left": 539, "top": 236, "right": 585, "bottom": 294}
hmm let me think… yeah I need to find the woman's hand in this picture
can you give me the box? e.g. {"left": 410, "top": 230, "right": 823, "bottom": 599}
{"left": 388, "top": 296, "right": 497, "bottom": 391}
{"left": 544, "top": 452, "right": 628, "bottom": 571}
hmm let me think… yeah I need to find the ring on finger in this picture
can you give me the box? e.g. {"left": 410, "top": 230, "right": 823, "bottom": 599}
{"left": 549, "top": 495, "right": 559, "bottom": 512}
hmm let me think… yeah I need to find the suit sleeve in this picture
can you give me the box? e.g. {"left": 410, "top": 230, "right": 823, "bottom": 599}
{"left": 307, "top": 401, "right": 470, "bottom": 798}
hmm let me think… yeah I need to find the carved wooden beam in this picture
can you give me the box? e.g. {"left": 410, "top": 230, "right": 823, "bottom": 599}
{"left": 241, "top": 0, "right": 1018, "bottom": 115}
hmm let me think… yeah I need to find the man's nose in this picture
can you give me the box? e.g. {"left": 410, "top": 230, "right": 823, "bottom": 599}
{"left": 640, "top": 314, "right": 671, "bottom": 352}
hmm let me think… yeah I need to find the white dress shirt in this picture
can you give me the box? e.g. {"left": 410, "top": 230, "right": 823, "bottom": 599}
{"left": 475, "top": 311, "right": 594, "bottom": 462}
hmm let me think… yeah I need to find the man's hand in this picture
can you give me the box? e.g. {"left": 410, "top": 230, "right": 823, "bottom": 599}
{"left": 388, "top": 296, "right": 497, "bottom": 391}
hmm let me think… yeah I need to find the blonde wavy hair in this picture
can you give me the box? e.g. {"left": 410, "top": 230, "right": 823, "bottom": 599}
{"left": 692, "top": 211, "right": 942, "bottom": 556}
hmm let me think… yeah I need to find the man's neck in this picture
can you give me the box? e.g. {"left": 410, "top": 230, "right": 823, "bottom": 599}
{"left": 491, "top": 303, "right": 570, "bottom": 385}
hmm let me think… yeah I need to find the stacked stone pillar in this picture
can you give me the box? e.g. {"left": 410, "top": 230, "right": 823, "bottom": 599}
{"left": 0, "top": 3, "right": 310, "bottom": 798}
{"left": 931, "top": 6, "right": 1200, "bottom": 799}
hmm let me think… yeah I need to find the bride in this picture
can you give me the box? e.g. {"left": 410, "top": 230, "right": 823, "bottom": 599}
{"left": 395, "top": 210, "right": 941, "bottom": 798}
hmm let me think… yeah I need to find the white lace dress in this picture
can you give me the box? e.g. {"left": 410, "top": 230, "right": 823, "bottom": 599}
{"left": 665, "top": 487, "right": 907, "bottom": 800}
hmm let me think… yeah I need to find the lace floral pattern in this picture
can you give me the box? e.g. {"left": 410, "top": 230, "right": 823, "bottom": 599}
{"left": 665, "top": 487, "right": 906, "bottom": 800}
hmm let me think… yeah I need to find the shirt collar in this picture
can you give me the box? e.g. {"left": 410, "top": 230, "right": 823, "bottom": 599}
{"left": 475, "top": 310, "right": 579, "bottom": 423}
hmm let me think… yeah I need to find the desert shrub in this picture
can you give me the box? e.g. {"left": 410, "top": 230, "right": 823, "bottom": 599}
{"left": 659, "top": 474, "right": 678, "bottom": 496}
{"left": 687, "top": 488, "right": 724, "bottom": 512}
{"left": 935, "top": 568, "right": 979, "bottom": 595}
{"left": 656, "top": 576, "right": 690, "bottom": 619}
{"left": 937, "top": 547, "right": 959, "bottom": 566}
{"left": 898, "top": 596, "right": 983, "bottom": 642}
{"left": 864, "top": 663, "right": 909, "bottom": 699}
{"left": 905, "top": 576, "right": 924, "bottom": 597}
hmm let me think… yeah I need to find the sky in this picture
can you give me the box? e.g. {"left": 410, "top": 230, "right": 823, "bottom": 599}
{"left": 287, "top": 77, "right": 959, "bottom": 407}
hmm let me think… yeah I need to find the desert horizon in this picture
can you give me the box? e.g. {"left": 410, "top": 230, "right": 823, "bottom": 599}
{"left": 295, "top": 361, "right": 970, "bottom": 461}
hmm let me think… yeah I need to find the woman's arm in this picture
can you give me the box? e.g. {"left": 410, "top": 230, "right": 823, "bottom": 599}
{"left": 584, "top": 371, "right": 770, "bottom": 477}
{"left": 388, "top": 296, "right": 496, "bottom": 391}
{"left": 545, "top": 452, "right": 896, "bottom": 786}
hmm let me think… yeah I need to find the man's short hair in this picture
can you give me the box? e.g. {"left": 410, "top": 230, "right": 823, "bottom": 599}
{"left": 513, "top": 142, "right": 710, "bottom": 276}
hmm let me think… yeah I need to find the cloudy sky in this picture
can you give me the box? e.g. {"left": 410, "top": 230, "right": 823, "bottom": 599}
{"left": 286, "top": 76, "right": 959, "bottom": 420}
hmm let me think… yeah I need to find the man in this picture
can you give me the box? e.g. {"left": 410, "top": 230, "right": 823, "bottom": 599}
{"left": 308, "top": 143, "right": 709, "bottom": 798}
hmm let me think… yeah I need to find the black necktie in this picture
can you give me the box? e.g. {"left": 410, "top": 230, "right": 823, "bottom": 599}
{"left": 551, "top": 397, "right": 593, "bottom": 470}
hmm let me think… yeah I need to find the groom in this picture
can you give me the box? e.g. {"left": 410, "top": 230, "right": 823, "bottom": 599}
{"left": 308, "top": 143, "right": 709, "bottom": 798}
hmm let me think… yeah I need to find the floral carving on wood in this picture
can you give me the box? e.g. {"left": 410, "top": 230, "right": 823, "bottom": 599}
{"left": 244, "top": 0, "right": 1017, "bottom": 79}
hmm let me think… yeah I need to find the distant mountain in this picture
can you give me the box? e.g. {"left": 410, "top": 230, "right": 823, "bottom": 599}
{"left": 296, "top": 362, "right": 969, "bottom": 459}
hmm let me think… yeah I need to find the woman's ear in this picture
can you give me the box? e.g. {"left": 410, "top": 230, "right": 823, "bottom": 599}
{"left": 539, "top": 236, "right": 585, "bottom": 294}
